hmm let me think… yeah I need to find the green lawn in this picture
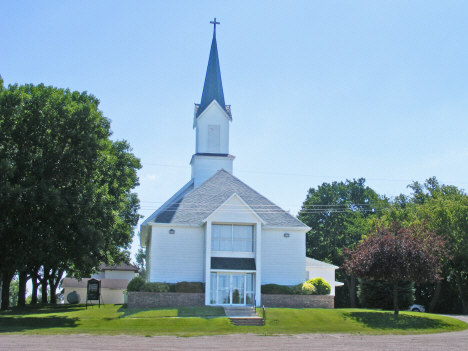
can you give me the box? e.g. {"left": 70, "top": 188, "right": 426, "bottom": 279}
{"left": 0, "top": 304, "right": 466, "bottom": 337}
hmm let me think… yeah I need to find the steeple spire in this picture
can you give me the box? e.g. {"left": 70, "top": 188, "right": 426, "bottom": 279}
{"left": 197, "top": 18, "right": 225, "bottom": 117}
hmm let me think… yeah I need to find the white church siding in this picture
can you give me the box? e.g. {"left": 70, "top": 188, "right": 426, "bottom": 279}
{"left": 261, "top": 229, "right": 306, "bottom": 285}
{"left": 149, "top": 225, "right": 205, "bottom": 283}
{"left": 195, "top": 102, "right": 230, "bottom": 154}
{"left": 191, "top": 154, "right": 234, "bottom": 188}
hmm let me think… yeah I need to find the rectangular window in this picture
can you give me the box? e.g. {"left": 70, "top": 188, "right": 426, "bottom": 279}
{"left": 212, "top": 224, "right": 253, "bottom": 252}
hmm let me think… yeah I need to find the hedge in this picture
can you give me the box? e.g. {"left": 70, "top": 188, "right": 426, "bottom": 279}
{"left": 307, "top": 278, "right": 331, "bottom": 295}
{"left": 174, "top": 281, "right": 204, "bottom": 293}
{"left": 127, "top": 277, "right": 146, "bottom": 292}
{"left": 261, "top": 284, "right": 293, "bottom": 295}
{"left": 140, "top": 282, "right": 171, "bottom": 293}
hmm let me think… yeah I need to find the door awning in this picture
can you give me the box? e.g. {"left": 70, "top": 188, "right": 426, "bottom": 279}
{"left": 211, "top": 257, "right": 256, "bottom": 271}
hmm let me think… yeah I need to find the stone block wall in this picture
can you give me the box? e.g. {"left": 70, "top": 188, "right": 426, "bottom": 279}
{"left": 127, "top": 292, "right": 205, "bottom": 308}
{"left": 261, "top": 294, "right": 334, "bottom": 309}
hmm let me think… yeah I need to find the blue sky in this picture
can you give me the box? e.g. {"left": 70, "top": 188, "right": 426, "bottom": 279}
{"left": 2, "top": 1, "right": 467, "bottom": 262}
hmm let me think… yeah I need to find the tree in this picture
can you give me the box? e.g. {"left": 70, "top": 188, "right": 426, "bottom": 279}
{"left": 358, "top": 280, "right": 414, "bottom": 310}
{"left": 0, "top": 82, "right": 141, "bottom": 310}
{"left": 298, "top": 178, "right": 386, "bottom": 307}
{"left": 135, "top": 247, "right": 146, "bottom": 280}
{"left": 379, "top": 177, "right": 468, "bottom": 314}
{"left": 343, "top": 222, "right": 449, "bottom": 317}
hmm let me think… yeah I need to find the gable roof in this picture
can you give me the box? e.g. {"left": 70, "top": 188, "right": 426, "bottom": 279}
{"left": 100, "top": 262, "right": 139, "bottom": 272}
{"left": 203, "top": 193, "right": 266, "bottom": 224}
{"left": 62, "top": 278, "right": 129, "bottom": 289}
{"left": 149, "top": 169, "right": 308, "bottom": 228}
{"left": 306, "top": 257, "right": 339, "bottom": 269}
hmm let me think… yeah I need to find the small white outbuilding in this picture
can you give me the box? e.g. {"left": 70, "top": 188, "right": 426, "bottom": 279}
{"left": 62, "top": 262, "right": 138, "bottom": 304}
{"left": 306, "top": 257, "right": 344, "bottom": 296}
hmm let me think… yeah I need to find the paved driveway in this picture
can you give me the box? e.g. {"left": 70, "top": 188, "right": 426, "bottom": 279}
{"left": 0, "top": 315, "right": 467, "bottom": 351}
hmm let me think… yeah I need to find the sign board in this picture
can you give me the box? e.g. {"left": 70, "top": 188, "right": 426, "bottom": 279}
{"left": 86, "top": 278, "right": 102, "bottom": 309}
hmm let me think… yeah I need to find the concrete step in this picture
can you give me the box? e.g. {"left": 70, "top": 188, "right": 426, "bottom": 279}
{"left": 230, "top": 317, "right": 265, "bottom": 326}
{"left": 224, "top": 306, "right": 265, "bottom": 326}
{"left": 224, "top": 306, "right": 257, "bottom": 318}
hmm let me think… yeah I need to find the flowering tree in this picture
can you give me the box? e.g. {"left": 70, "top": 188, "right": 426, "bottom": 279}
{"left": 343, "top": 222, "right": 450, "bottom": 317}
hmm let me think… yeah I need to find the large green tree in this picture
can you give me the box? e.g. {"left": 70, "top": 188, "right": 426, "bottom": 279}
{"left": 298, "top": 178, "right": 386, "bottom": 307}
{"left": 378, "top": 178, "right": 468, "bottom": 314}
{"left": 0, "top": 81, "right": 141, "bottom": 309}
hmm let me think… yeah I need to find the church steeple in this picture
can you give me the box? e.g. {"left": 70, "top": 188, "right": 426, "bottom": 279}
{"left": 197, "top": 18, "right": 225, "bottom": 117}
{"left": 191, "top": 18, "right": 235, "bottom": 188}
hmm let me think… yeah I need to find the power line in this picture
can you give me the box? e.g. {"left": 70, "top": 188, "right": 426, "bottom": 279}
{"left": 141, "top": 162, "right": 468, "bottom": 186}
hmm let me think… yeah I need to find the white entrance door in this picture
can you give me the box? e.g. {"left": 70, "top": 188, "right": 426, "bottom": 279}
{"left": 212, "top": 273, "right": 255, "bottom": 306}
{"left": 217, "top": 274, "right": 231, "bottom": 304}
{"left": 231, "top": 274, "right": 245, "bottom": 305}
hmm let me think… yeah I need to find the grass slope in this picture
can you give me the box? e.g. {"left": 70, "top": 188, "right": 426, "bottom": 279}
{"left": 0, "top": 305, "right": 466, "bottom": 337}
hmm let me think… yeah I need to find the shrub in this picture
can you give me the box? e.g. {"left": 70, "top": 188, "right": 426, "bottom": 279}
{"left": 140, "top": 282, "right": 171, "bottom": 293}
{"left": 358, "top": 279, "right": 414, "bottom": 310}
{"left": 261, "top": 284, "right": 293, "bottom": 295}
{"left": 292, "top": 282, "right": 316, "bottom": 295}
{"left": 174, "top": 281, "right": 204, "bottom": 293}
{"left": 127, "top": 276, "right": 146, "bottom": 292}
{"left": 307, "top": 278, "right": 331, "bottom": 295}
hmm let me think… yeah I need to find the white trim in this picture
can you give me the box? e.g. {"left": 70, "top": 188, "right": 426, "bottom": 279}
{"left": 210, "top": 269, "right": 257, "bottom": 273}
{"left": 150, "top": 223, "right": 202, "bottom": 228}
{"left": 203, "top": 193, "right": 266, "bottom": 224}
{"left": 193, "top": 100, "right": 232, "bottom": 129}
{"left": 211, "top": 251, "right": 255, "bottom": 258}
{"left": 262, "top": 226, "right": 311, "bottom": 232}
{"left": 189, "top": 153, "right": 235, "bottom": 166}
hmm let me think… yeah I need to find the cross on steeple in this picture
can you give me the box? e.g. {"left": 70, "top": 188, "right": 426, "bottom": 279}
{"left": 210, "top": 18, "right": 220, "bottom": 33}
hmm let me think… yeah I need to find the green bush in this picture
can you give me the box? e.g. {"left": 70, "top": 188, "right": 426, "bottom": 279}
{"left": 292, "top": 282, "right": 316, "bottom": 295}
{"left": 358, "top": 279, "right": 414, "bottom": 310}
{"left": 174, "top": 281, "right": 204, "bottom": 293}
{"left": 307, "top": 278, "right": 331, "bottom": 295}
{"left": 140, "top": 282, "right": 171, "bottom": 293}
{"left": 261, "top": 284, "right": 293, "bottom": 295}
{"left": 126, "top": 276, "right": 146, "bottom": 292}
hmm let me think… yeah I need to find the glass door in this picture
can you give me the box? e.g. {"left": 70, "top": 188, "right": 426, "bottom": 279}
{"left": 217, "top": 274, "right": 230, "bottom": 304}
{"left": 212, "top": 273, "right": 255, "bottom": 305}
{"left": 231, "top": 274, "right": 245, "bottom": 305}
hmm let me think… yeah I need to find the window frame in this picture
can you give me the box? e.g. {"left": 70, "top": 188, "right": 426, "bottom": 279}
{"left": 211, "top": 224, "right": 254, "bottom": 253}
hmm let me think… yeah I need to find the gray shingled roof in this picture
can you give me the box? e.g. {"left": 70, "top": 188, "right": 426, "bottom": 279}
{"left": 62, "top": 278, "right": 129, "bottom": 289}
{"left": 306, "top": 257, "right": 339, "bottom": 269}
{"left": 100, "top": 262, "right": 139, "bottom": 272}
{"left": 152, "top": 169, "right": 308, "bottom": 228}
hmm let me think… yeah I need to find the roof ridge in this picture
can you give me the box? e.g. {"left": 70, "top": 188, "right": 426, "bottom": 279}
{"left": 213, "top": 170, "right": 307, "bottom": 226}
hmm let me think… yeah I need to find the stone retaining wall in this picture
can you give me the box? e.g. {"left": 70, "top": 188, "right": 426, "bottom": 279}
{"left": 127, "top": 292, "right": 205, "bottom": 308}
{"left": 261, "top": 294, "right": 334, "bottom": 309}
{"left": 128, "top": 292, "right": 334, "bottom": 309}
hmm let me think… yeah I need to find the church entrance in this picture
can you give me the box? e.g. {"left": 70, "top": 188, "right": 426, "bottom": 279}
{"left": 210, "top": 272, "right": 255, "bottom": 306}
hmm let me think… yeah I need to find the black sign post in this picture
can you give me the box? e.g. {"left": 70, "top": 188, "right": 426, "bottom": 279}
{"left": 86, "top": 278, "right": 102, "bottom": 309}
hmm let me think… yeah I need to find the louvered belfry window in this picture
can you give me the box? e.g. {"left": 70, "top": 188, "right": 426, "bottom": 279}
{"left": 207, "top": 125, "right": 220, "bottom": 153}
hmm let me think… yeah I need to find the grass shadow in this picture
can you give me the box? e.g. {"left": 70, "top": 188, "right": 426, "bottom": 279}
{"left": 177, "top": 306, "right": 225, "bottom": 318}
{"left": 343, "top": 311, "right": 451, "bottom": 330}
{"left": 117, "top": 305, "right": 177, "bottom": 318}
{"left": 0, "top": 304, "right": 84, "bottom": 316}
{"left": 0, "top": 316, "right": 79, "bottom": 333}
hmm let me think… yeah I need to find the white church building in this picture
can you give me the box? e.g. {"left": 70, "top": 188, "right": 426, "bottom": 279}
{"left": 140, "top": 21, "right": 340, "bottom": 307}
